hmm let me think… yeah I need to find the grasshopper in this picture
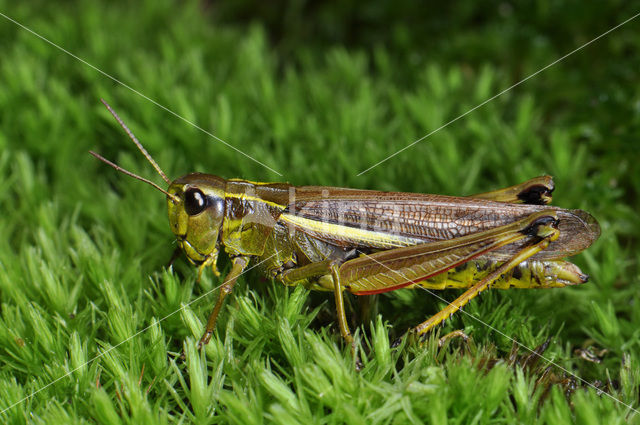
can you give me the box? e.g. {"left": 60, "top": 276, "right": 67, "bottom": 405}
{"left": 92, "top": 100, "right": 600, "bottom": 350}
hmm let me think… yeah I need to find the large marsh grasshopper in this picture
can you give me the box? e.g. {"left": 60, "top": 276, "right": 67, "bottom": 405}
{"left": 92, "top": 100, "right": 600, "bottom": 351}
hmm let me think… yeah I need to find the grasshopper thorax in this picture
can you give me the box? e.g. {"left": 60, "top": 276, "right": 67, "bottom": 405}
{"left": 167, "top": 173, "right": 226, "bottom": 264}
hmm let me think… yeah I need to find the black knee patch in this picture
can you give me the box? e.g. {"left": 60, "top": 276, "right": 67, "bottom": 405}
{"left": 521, "top": 215, "right": 559, "bottom": 237}
{"left": 517, "top": 184, "right": 555, "bottom": 205}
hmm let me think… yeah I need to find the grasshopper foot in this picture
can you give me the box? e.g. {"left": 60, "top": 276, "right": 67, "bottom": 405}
{"left": 438, "top": 329, "right": 471, "bottom": 350}
{"left": 354, "top": 354, "right": 363, "bottom": 371}
{"left": 391, "top": 335, "right": 404, "bottom": 349}
{"left": 344, "top": 335, "right": 363, "bottom": 371}
{"left": 197, "top": 331, "right": 213, "bottom": 350}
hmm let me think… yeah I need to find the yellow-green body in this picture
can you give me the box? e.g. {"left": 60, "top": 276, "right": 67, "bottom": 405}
{"left": 166, "top": 173, "right": 598, "bottom": 296}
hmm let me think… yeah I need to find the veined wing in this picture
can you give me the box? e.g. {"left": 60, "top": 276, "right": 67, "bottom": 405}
{"left": 281, "top": 186, "right": 600, "bottom": 260}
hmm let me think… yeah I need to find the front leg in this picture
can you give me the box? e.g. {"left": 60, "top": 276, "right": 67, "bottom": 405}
{"left": 198, "top": 256, "right": 249, "bottom": 349}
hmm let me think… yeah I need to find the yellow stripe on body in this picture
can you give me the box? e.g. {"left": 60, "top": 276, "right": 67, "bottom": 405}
{"left": 279, "top": 213, "right": 425, "bottom": 249}
{"left": 228, "top": 178, "right": 282, "bottom": 186}
{"left": 224, "top": 191, "right": 287, "bottom": 210}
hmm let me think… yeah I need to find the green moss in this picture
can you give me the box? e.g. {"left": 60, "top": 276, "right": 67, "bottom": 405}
{"left": 0, "top": 0, "right": 639, "bottom": 423}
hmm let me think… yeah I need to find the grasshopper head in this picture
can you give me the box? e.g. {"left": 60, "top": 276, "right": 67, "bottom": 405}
{"left": 167, "top": 173, "right": 227, "bottom": 265}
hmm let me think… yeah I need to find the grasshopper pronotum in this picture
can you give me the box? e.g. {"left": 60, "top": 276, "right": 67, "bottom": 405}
{"left": 92, "top": 100, "right": 600, "bottom": 351}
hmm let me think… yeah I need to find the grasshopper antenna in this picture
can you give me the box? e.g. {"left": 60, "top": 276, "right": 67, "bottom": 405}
{"left": 89, "top": 151, "right": 180, "bottom": 204}
{"left": 100, "top": 99, "right": 171, "bottom": 185}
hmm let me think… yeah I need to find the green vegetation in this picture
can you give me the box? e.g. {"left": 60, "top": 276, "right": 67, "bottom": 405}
{"left": 0, "top": 0, "right": 639, "bottom": 423}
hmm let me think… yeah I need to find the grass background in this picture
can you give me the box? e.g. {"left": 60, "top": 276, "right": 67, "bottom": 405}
{"left": 0, "top": 0, "right": 639, "bottom": 423}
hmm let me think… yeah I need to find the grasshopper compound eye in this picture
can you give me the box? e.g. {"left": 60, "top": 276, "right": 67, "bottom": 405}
{"left": 184, "top": 187, "right": 207, "bottom": 215}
